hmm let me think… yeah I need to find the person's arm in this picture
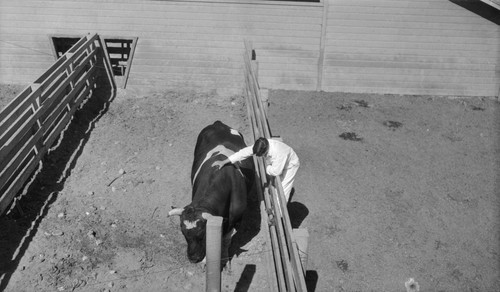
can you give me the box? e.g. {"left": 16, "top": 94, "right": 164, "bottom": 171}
{"left": 266, "top": 152, "right": 287, "bottom": 176}
{"left": 212, "top": 158, "right": 230, "bottom": 170}
{"left": 212, "top": 145, "right": 254, "bottom": 170}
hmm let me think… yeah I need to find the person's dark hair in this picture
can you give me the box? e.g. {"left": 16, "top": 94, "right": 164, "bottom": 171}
{"left": 253, "top": 137, "right": 269, "bottom": 157}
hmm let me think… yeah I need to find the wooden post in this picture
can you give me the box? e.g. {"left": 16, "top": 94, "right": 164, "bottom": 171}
{"left": 317, "top": 0, "right": 329, "bottom": 91}
{"left": 97, "top": 36, "right": 117, "bottom": 92}
{"left": 30, "top": 83, "right": 43, "bottom": 154}
{"left": 206, "top": 216, "right": 223, "bottom": 292}
{"left": 260, "top": 88, "right": 269, "bottom": 115}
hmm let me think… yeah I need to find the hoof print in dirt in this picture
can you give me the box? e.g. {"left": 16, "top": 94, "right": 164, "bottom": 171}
{"left": 383, "top": 120, "right": 403, "bottom": 130}
{"left": 339, "top": 132, "right": 363, "bottom": 141}
{"left": 336, "top": 260, "right": 349, "bottom": 273}
{"left": 470, "top": 105, "right": 485, "bottom": 111}
{"left": 337, "top": 103, "right": 353, "bottom": 111}
{"left": 353, "top": 100, "right": 370, "bottom": 108}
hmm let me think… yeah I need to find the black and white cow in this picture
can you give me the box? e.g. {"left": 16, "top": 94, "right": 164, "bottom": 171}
{"left": 168, "top": 121, "right": 254, "bottom": 264}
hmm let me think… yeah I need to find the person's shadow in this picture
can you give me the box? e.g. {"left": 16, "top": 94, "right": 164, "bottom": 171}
{"left": 287, "top": 188, "right": 309, "bottom": 229}
{"left": 287, "top": 201, "right": 309, "bottom": 229}
{"left": 288, "top": 189, "right": 318, "bottom": 292}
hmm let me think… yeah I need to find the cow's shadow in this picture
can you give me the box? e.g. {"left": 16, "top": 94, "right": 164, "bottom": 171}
{"left": 228, "top": 186, "right": 310, "bottom": 260}
{"left": 228, "top": 181, "right": 261, "bottom": 261}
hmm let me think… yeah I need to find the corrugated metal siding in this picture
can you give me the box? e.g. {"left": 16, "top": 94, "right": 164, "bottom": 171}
{"left": 0, "top": 0, "right": 498, "bottom": 97}
{"left": 0, "top": 0, "right": 322, "bottom": 96}
{"left": 322, "top": 0, "right": 500, "bottom": 96}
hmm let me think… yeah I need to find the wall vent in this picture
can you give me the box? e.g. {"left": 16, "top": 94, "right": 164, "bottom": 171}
{"left": 102, "top": 37, "right": 138, "bottom": 88}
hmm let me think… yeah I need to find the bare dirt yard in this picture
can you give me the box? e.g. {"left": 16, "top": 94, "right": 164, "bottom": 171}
{"left": 0, "top": 83, "right": 499, "bottom": 292}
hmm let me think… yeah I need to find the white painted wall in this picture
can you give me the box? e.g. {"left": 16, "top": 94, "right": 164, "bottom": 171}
{"left": 0, "top": 0, "right": 498, "bottom": 97}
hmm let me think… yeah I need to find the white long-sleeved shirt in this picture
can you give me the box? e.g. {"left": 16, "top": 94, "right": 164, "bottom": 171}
{"left": 228, "top": 139, "right": 299, "bottom": 177}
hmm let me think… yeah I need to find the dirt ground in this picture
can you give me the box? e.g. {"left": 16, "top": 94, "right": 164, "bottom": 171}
{"left": 268, "top": 90, "right": 500, "bottom": 292}
{"left": 0, "top": 83, "right": 499, "bottom": 292}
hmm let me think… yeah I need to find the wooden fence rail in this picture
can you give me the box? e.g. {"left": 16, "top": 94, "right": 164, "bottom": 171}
{"left": 243, "top": 40, "right": 308, "bottom": 292}
{"left": 0, "top": 33, "right": 113, "bottom": 216}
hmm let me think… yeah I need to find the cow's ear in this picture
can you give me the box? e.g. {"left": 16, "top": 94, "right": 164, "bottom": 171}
{"left": 168, "top": 207, "right": 184, "bottom": 217}
{"left": 201, "top": 213, "right": 212, "bottom": 220}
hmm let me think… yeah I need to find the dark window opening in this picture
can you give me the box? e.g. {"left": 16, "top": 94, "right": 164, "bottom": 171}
{"left": 50, "top": 36, "right": 82, "bottom": 59}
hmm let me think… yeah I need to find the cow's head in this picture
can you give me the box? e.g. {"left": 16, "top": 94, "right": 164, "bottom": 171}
{"left": 168, "top": 205, "right": 211, "bottom": 263}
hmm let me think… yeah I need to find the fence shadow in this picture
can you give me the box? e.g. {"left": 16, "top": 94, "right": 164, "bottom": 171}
{"left": 233, "top": 264, "right": 256, "bottom": 292}
{"left": 0, "top": 69, "right": 115, "bottom": 291}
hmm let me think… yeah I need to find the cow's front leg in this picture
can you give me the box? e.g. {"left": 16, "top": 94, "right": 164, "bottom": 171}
{"left": 222, "top": 229, "right": 235, "bottom": 274}
{"left": 201, "top": 256, "right": 207, "bottom": 271}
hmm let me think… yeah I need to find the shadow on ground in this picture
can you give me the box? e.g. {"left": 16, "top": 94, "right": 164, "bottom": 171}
{"left": 0, "top": 71, "right": 115, "bottom": 291}
{"left": 287, "top": 201, "right": 309, "bottom": 229}
{"left": 306, "top": 270, "right": 319, "bottom": 292}
{"left": 229, "top": 180, "right": 262, "bottom": 262}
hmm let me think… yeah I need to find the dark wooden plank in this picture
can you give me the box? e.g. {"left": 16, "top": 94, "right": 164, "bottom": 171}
{"left": 34, "top": 55, "right": 68, "bottom": 84}
{"left": 0, "top": 120, "right": 38, "bottom": 174}
{"left": 0, "top": 34, "right": 101, "bottom": 216}
{"left": 40, "top": 50, "right": 97, "bottom": 125}
{"left": 121, "top": 37, "right": 138, "bottom": 88}
{"left": 43, "top": 74, "right": 94, "bottom": 151}
{"left": 0, "top": 86, "right": 32, "bottom": 121}
{"left": 0, "top": 154, "right": 38, "bottom": 215}
{"left": 33, "top": 34, "right": 97, "bottom": 94}
{"left": 39, "top": 71, "right": 68, "bottom": 107}
{"left": 0, "top": 87, "right": 39, "bottom": 139}
{"left": 0, "top": 129, "right": 40, "bottom": 196}
{"left": 0, "top": 106, "right": 38, "bottom": 158}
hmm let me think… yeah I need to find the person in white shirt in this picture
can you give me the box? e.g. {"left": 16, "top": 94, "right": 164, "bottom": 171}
{"left": 212, "top": 137, "right": 300, "bottom": 202}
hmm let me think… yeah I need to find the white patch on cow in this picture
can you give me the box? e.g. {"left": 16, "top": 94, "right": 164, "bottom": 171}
{"left": 230, "top": 128, "right": 240, "bottom": 137}
{"left": 192, "top": 145, "right": 235, "bottom": 184}
{"left": 184, "top": 219, "right": 199, "bottom": 230}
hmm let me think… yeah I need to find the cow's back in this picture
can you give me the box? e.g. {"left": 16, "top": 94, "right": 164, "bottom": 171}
{"left": 191, "top": 121, "right": 250, "bottom": 183}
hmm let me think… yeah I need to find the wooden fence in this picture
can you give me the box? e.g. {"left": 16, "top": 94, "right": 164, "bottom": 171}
{"left": 0, "top": 33, "right": 114, "bottom": 216}
{"left": 243, "top": 41, "right": 308, "bottom": 292}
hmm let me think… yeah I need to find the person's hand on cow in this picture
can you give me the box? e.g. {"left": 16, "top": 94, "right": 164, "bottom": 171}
{"left": 212, "top": 158, "right": 230, "bottom": 170}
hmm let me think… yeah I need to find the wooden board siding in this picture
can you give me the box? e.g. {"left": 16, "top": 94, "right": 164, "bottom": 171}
{"left": 0, "top": 0, "right": 322, "bottom": 96}
{"left": 322, "top": 0, "right": 500, "bottom": 96}
{"left": 0, "top": 0, "right": 499, "bottom": 97}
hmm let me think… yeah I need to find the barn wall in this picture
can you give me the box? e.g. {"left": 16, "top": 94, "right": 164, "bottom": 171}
{"left": 0, "top": 0, "right": 322, "bottom": 97}
{"left": 322, "top": 0, "right": 500, "bottom": 96}
{"left": 0, "top": 0, "right": 499, "bottom": 97}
